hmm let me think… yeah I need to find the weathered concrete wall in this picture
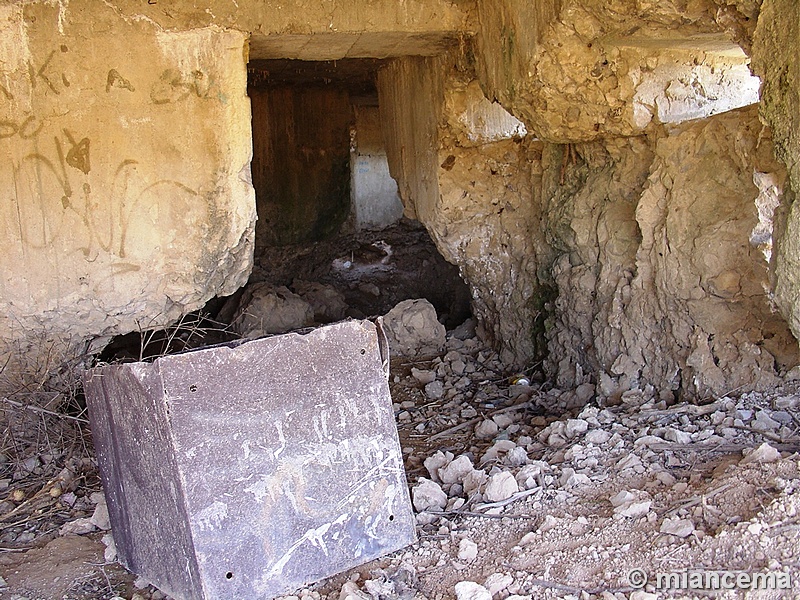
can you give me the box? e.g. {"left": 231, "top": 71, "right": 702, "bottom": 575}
{"left": 0, "top": 1, "right": 255, "bottom": 382}
{"left": 379, "top": 50, "right": 796, "bottom": 397}
{"left": 379, "top": 56, "right": 546, "bottom": 366}
{"left": 544, "top": 107, "right": 797, "bottom": 399}
{"left": 473, "top": 0, "right": 761, "bottom": 142}
{"left": 752, "top": 0, "right": 800, "bottom": 345}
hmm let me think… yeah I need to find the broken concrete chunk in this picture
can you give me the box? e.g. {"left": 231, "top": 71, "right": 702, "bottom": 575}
{"left": 484, "top": 472, "right": 519, "bottom": 502}
{"left": 425, "top": 380, "right": 445, "bottom": 400}
{"left": 439, "top": 455, "right": 475, "bottom": 485}
{"left": 412, "top": 478, "right": 448, "bottom": 512}
{"left": 292, "top": 280, "right": 348, "bottom": 323}
{"left": 232, "top": 283, "right": 314, "bottom": 336}
{"left": 740, "top": 442, "right": 781, "bottom": 465}
{"left": 382, "top": 299, "right": 446, "bottom": 357}
{"left": 457, "top": 538, "right": 479, "bottom": 562}
{"left": 411, "top": 368, "right": 437, "bottom": 385}
{"left": 475, "top": 419, "right": 499, "bottom": 439}
{"left": 660, "top": 517, "right": 695, "bottom": 538}
{"left": 454, "top": 581, "right": 492, "bottom": 600}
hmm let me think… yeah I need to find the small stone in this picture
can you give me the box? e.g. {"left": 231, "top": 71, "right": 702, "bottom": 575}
{"left": 483, "top": 573, "right": 514, "bottom": 595}
{"left": 425, "top": 380, "right": 445, "bottom": 400}
{"left": 340, "top": 581, "right": 370, "bottom": 600}
{"left": 90, "top": 500, "right": 111, "bottom": 530}
{"left": 753, "top": 410, "right": 780, "bottom": 431}
{"left": 463, "top": 469, "right": 488, "bottom": 495}
{"left": 411, "top": 368, "right": 436, "bottom": 385}
{"left": 475, "top": 419, "right": 499, "bottom": 439}
{"left": 664, "top": 428, "right": 692, "bottom": 444}
{"left": 785, "top": 366, "right": 800, "bottom": 381}
{"left": 484, "top": 471, "right": 519, "bottom": 502}
{"left": 492, "top": 414, "right": 515, "bottom": 429}
{"left": 630, "top": 593, "right": 658, "bottom": 600}
{"left": 560, "top": 468, "right": 591, "bottom": 488}
{"left": 740, "top": 442, "right": 781, "bottom": 465}
{"left": 660, "top": 517, "right": 695, "bottom": 538}
{"left": 735, "top": 408, "right": 754, "bottom": 421}
{"left": 102, "top": 533, "right": 117, "bottom": 563}
{"left": 575, "top": 383, "right": 595, "bottom": 403}
{"left": 60, "top": 517, "right": 96, "bottom": 535}
{"left": 412, "top": 478, "right": 447, "bottom": 512}
{"left": 614, "top": 500, "right": 651, "bottom": 518}
{"left": 584, "top": 429, "right": 611, "bottom": 445}
{"left": 656, "top": 471, "right": 676, "bottom": 486}
{"left": 424, "top": 451, "right": 452, "bottom": 481}
{"left": 458, "top": 538, "right": 479, "bottom": 562}
{"left": 565, "top": 419, "right": 589, "bottom": 437}
{"left": 454, "top": 581, "right": 492, "bottom": 600}
{"left": 609, "top": 490, "right": 637, "bottom": 507}
{"left": 506, "top": 446, "right": 528, "bottom": 467}
{"left": 439, "top": 455, "right": 475, "bottom": 485}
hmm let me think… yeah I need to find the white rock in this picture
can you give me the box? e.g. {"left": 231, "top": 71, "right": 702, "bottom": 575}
{"left": 424, "top": 451, "right": 452, "bottom": 481}
{"left": 454, "top": 581, "right": 492, "bottom": 600}
{"left": 753, "top": 410, "right": 781, "bottom": 431}
{"left": 382, "top": 299, "right": 446, "bottom": 357}
{"left": 740, "top": 442, "right": 781, "bottom": 465}
{"left": 584, "top": 429, "right": 611, "bottom": 445}
{"left": 463, "top": 469, "right": 488, "bottom": 495}
{"left": 506, "top": 446, "right": 528, "bottom": 467}
{"left": 482, "top": 439, "right": 516, "bottom": 462}
{"left": 60, "top": 517, "right": 95, "bottom": 536}
{"left": 457, "top": 538, "right": 479, "bottom": 562}
{"left": 664, "top": 428, "right": 692, "bottom": 444}
{"left": 609, "top": 490, "right": 637, "bottom": 507}
{"left": 475, "top": 419, "right": 499, "bottom": 439}
{"left": 483, "top": 573, "right": 514, "bottom": 595}
{"left": 614, "top": 500, "right": 652, "bottom": 518}
{"left": 565, "top": 419, "right": 589, "bottom": 437}
{"left": 660, "top": 517, "right": 695, "bottom": 538}
{"left": 560, "top": 468, "right": 591, "bottom": 488}
{"left": 425, "top": 380, "right": 445, "bottom": 400}
{"left": 411, "top": 368, "right": 436, "bottom": 385}
{"left": 484, "top": 472, "right": 519, "bottom": 502}
{"left": 630, "top": 592, "right": 658, "bottom": 600}
{"left": 412, "top": 478, "right": 447, "bottom": 512}
{"left": 439, "top": 455, "right": 475, "bottom": 485}
{"left": 101, "top": 533, "right": 117, "bottom": 563}
{"left": 339, "top": 581, "right": 370, "bottom": 600}
{"left": 90, "top": 500, "right": 111, "bottom": 531}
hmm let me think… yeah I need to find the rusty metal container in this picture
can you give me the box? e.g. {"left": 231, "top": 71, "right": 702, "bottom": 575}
{"left": 83, "top": 320, "right": 415, "bottom": 600}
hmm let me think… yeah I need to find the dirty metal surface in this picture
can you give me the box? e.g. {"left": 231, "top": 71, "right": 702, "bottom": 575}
{"left": 84, "top": 320, "right": 415, "bottom": 600}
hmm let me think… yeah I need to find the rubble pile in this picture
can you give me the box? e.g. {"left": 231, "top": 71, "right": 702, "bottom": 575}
{"left": 1, "top": 299, "right": 799, "bottom": 599}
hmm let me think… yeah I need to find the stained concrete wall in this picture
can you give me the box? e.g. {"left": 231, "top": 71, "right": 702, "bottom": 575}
{"left": 752, "top": 0, "right": 800, "bottom": 347}
{"left": 0, "top": 2, "right": 255, "bottom": 383}
{"left": 378, "top": 50, "right": 797, "bottom": 399}
{"left": 473, "top": 0, "right": 762, "bottom": 142}
{"left": 251, "top": 86, "right": 353, "bottom": 246}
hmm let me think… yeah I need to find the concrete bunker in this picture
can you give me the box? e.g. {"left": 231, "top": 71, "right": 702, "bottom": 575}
{"left": 2, "top": 0, "right": 800, "bottom": 596}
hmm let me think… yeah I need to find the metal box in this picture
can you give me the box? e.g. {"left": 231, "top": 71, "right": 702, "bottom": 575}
{"left": 83, "top": 320, "right": 415, "bottom": 600}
